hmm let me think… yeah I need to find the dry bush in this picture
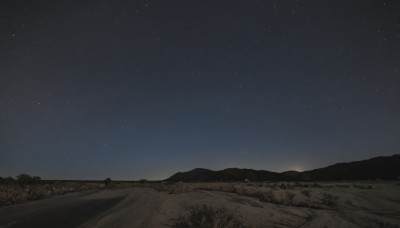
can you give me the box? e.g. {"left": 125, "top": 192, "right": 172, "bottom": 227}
{"left": 285, "top": 192, "right": 295, "bottom": 204}
{"left": 321, "top": 193, "right": 339, "bottom": 207}
{"left": 170, "top": 204, "right": 244, "bottom": 228}
{"left": 311, "top": 183, "right": 322, "bottom": 188}
{"left": 301, "top": 189, "right": 311, "bottom": 198}
{"left": 335, "top": 184, "right": 350, "bottom": 188}
{"left": 255, "top": 190, "right": 279, "bottom": 204}
{"left": 168, "top": 183, "right": 197, "bottom": 194}
{"left": 0, "top": 182, "right": 103, "bottom": 207}
{"left": 352, "top": 183, "right": 374, "bottom": 189}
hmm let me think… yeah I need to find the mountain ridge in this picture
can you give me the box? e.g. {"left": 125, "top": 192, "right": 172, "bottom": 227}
{"left": 166, "top": 154, "right": 400, "bottom": 181}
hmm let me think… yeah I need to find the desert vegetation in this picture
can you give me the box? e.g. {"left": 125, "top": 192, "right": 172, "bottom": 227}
{"left": 171, "top": 205, "right": 244, "bottom": 228}
{"left": 1, "top": 178, "right": 399, "bottom": 227}
{"left": 0, "top": 174, "right": 104, "bottom": 207}
{"left": 130, "top": 180, "right": 397, "bottom": 212}
{"left": 150, "top": 181, "right": 399, "bottom": 227}
{"left": 144, "top": 181, "right": 352, "bottom": 208}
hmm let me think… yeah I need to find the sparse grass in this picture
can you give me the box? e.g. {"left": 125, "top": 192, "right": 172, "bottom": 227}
{"left": 170, "top": 205, "right": 244, "bottom": 228}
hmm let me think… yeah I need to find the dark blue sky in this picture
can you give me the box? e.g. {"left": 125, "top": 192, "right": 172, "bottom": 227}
{"left": 1, "top": 0, "right": 399, "bottom": 180}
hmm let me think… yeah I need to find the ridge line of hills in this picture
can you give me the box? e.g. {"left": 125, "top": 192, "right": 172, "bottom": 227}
{"left": 166, "top": 154, "right": 400, "bottom": 182}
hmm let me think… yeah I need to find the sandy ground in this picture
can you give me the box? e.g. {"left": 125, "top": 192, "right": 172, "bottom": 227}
{"left": 0, "top": 182, "right": 400, "bottom": 227}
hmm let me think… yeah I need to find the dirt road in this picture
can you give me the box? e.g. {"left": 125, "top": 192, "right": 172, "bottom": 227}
{"left": 0, "top": 188, "right": 178, "bottom": 228}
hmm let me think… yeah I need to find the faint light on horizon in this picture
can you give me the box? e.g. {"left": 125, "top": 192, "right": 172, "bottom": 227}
{"left": 289, "top": 166, "right": 304, "bottom": 172}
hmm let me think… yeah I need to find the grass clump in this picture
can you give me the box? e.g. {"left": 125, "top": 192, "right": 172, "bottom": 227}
{"left": 171, "top": 204, "right": 244, "bottom": 228}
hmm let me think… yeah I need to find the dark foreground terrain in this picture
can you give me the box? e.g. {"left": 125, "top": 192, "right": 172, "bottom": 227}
{"left": 0, "top": 190, "right": 124, "bottom": 228}
{"left": 1, "top": 181, "right": 400, "bottom": 227}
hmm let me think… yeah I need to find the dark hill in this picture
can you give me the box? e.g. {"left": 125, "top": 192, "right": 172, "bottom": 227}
{"left": 281, "top": 171, "right": 301, "bottom": 180}
{"left": 167, "top": 168, "right": 212, "bottom": 182}
{"left": 166, "top": 154, "right": 400, "bottom": 182}
{"left": 299, "top": 154, "right": 400, "bottom": 180}
{"left": 167, "top": 168, "right": 281, "bottom": 182}
{"left": 209, "top": 168, "right": 281, "bottom": 182}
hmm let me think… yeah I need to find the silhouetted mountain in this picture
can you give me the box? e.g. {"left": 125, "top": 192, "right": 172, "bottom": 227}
{"left": 280, "top": 171, "right": 301, "bottom": 180}
{"left": 210, "top": 168, "right": 281, "bottom": 182}
{"left": 166, "top": 154, "right": 400, "bottom": 182}
{"left": 167, "top": 168, "right": 281, "bottom": 182}
{"left": 299, "top": 154, "right": 400, "bottom": 180}
{"left": 167, "top": 168, "right": 213, "bottom": 181}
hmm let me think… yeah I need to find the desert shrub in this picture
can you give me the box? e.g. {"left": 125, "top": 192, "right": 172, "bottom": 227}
{"left": 171, "top": 205, "right": 244, "bottom": 228}
{"left": 16, "top": 174, "right": 41, "bottom": 186}
{"left": 301, "top": 190, "right": 311, "bottom": 198}
{"left": 0, "top": 181, "right": 103, "bottom": 207}
{"left": 168, "top": 183, "right": 196, "bottom": 194}
{"left": 285, "top": 192, "right": 295, "bottom": 204}
{"left": 286, "top": 184, "right": 294, "bottom": 190}
{"left": 335, "top": 184, "right": 350, "bottom": 188}
{"left": 352, "top": 183, "right": 374, "bottom": 189}
{"left": 33, "top": 176, "right": 41, "bottom": 183}
{"left": 270, "top": 183, "right": 278, "bottom": 190}
{"left": 278, "top": 183, "right": 287, "bottom": 190}
{"left": 369, "top": 219, "right": 398, "bottom": 228}
{"left": 231, "top": 185, "right": 248, "bottom": 195}
{"left": 155, "top": 183, "right": 169, "bottom": 192}
{"left": 258, "top": 190, "right": 279, "bottom": 204}
{"left": 0, "top": 177, "right": 15, "bottom": 185}
{"left": 321, "top": 193, "right": 338, "bottom": 206}
{"left": 293, "top": 182, "right": 302, "bottom": 188}
{"left": 311, "top": 183, "right": 322, "bottom": 188}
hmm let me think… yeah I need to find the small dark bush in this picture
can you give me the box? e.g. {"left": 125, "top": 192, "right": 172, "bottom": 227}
{"left": 311, "top": 183, "right": 322, "bottom": 188}
{"left": 352, "top": 183, "right": 374, "bottom": 189}
{"left": 301, "top": 190, "right": 311, "bottom": 198}
{"left": 104, "top": 178, "right": 112, "bottom": 187}
{"left": 285, "top": 192, "right": 295, "bottom": 203}
{"left": 321, "top": 193, "right": 338, "bottom": 206}
{"left": 16, "top": 174, "right": 41, "bottom": 185}
{"left": 258, "top": 190, "right": 280, "bottom": 204}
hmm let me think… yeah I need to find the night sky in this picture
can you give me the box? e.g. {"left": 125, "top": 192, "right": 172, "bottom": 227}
{"left": 1, "top": 1, "right": 399, "bottom": 180}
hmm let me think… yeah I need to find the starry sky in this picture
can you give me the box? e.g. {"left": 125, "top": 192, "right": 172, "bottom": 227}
{"left": 1, "top": 0, "right": 399, "bottom": 180}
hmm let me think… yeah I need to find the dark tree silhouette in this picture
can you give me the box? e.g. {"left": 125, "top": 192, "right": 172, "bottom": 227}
{"left": 104, "top": 178, "right": 112, "bottom": 187}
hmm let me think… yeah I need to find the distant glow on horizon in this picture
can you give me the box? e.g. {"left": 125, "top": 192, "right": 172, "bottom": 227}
{"left": 290, "top": 167, "right": 304, "bottom": 172}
